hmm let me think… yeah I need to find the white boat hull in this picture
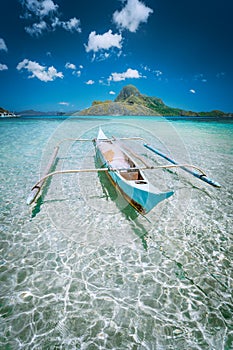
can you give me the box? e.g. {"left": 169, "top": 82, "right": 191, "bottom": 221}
{"left": 94, "top": 128, "right": 174, "bottom": 214}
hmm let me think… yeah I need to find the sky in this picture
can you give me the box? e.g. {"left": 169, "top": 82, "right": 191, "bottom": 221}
{"left": 0, "top": 0, "right": 233, "bottom": 113}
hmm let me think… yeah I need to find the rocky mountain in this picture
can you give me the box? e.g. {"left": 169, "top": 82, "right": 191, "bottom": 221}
{"left": 77, "top": 101, "right": 160, "bottom": 116}
{"left": 74, "top": 85, "right": 232, "bottom": 117}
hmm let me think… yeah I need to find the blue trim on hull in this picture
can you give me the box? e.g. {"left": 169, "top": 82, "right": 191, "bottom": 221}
{"left": 95, "top": 146, "right": 174, "bottom": 214}
{"left": 113, "top": 172, "right": 174, "bottom": 214}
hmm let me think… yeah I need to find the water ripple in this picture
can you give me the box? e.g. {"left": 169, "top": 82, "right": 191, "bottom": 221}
{"left": 0, "top": 118, "right": 232, "bottom": 349}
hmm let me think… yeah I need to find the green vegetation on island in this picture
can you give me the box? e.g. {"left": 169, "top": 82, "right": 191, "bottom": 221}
{"left": 1, "top": 85, "right": 232, "bottom": 117}
{"left": 74, "top": 85, "right": 232, "bottom": 117}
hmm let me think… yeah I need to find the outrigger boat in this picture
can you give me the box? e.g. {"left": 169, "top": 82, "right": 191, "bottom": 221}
{"left": 94, "top": 128, "right": 174, "bottom": 214}
{"left": 27, "top": 128, "right": 221, "bottom": 214}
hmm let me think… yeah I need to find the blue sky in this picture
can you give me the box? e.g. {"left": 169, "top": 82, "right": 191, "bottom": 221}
{"left": 0, "top": 0, "right": 233, "bottom": 113}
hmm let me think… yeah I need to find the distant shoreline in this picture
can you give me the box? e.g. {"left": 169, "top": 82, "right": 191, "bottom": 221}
{"left": 9, "top": 115, "right": 233, "bottom": 121}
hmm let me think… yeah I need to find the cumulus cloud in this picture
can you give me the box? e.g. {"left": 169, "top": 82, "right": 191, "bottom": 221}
{"left": 17, "top": 59, "right": 63, "bottom": 82}
{"left": 109, "top": 91, "right": 116, "bottom": 95}
{"left": 113, "top": 0, "right": 153, "bottom": 32}
{"left": 65, "top": 62, "right": 76, "bottom": 70}
{"left": 141, "top": 65, "right": 151, "bottom": 72}
{"left": 20, "top": 0, "right": 58, "bottom": 18}
{"left": 62, "top": 17, "right": 81, "bottom": 32}
{"left": 86, "top": 80, "right": 95, "bottom": 85}
{"left": 85, "top": 30, "right": 122, "bottom": 53}
{"left": 20, "top": 0, "right": 81, "bottom": 35}
{"left": 189, "top": 89, "right": 196, "bottom": 94}
{"left": 108, "top": 68, "right": 142, "bottom": 82}
{"left": 0, "top": 63, "right": 8, "bottom": 71}
{"left": 0, "top": 38, "right": 8, "bottom": 52}
{"left": 25, "top": 21, "right": 47, "bottom": 36}
{"left": 75, "top": 70, "right": 81, "bottom": 77}
{"left": 155, "top": 70, "right": 162, "bottom": 77}
{"left": 65, "top": 62, "right": 83, "bottom": 77}
{"left": 52, "top": 17, "right": 81, "bottom": 33}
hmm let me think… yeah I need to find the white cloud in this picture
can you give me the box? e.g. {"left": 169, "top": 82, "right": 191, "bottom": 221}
{"left": 52, "top": 17, "right": 81, "bottom": 33}
{"left": 40, "top": 0, "right": 58, "bottom": 16}
{"left": 189, "top": 89, "right": 196, "bottom": 94}
{"left": 65, "top": 62, "right": 76, "bottom": 70}
{"left": 17, "top": 59, "right": 63, "bottom": 82}
{"left": 86, "top": 80, "right": 95, "bottom": 85}
{"left": 59, "top": 102, "right": 69, "bottom": 106}
{"left": 85, "top": 30, "right": 122, "bottom": 53}
{"left": 25, "top": 21, "right": 47, "bottom": 36}
{"left": 62, "top": 17, "right": 81, "bottom": 33}
{"left": 194, "top": 73, "right": 207, "bottom": 83}
{"left": 113, "top": 0, "right": 153, "bottom": 32}
{"left": 141, "top": 65, "right": 151, "bottom": 72}
{"left": 0, "top": 63, "right": 8, "bottom": 71}
{"left": 21, "top": 0, "right": 58, "bottom": 17}
{"left": 108, "top": 68, "right": 142, "bottom": 82}
{"left": 0, "top": 38, "right": 8, "bottom": 52}
{"left": 155, "top": 70, "right": 162, "bottom": 77}
{"left": 109, "top": 91, "right": 116, "bottom": 95}
{"left": 20, "top": 1, "right": 81, "bottom": 35}
{"left": 65, "top": 63, "right": 82, "bottom": 77}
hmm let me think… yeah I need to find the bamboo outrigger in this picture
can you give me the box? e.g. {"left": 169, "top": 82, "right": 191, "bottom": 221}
{"left": 26, "top": 128, "right": 221, "bottom": 214}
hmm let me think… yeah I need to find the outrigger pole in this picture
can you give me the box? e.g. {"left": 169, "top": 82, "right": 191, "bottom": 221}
{"left": 26, "top": 138, "right": 96, "bottom": 205}
{"left": 26, "top": 137, "right": 221, "bottom": 206}
{"left": 144, "top": 144, "right": 221, "bottom": 188}
{"left": 28, "top": 163, "right": 208, "bottom": 205}
{"left": 26, "top": 145, "right": 59, "bottom": 205}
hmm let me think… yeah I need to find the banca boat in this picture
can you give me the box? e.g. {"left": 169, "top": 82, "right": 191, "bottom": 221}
{"left": 93, "top": 128, "right": 174, "bottom": 214}
{"left": 27, "top": 128, "right": 221, "bottom": 214}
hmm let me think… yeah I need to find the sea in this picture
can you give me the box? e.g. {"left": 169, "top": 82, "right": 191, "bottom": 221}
{"left": 0, "top": 115, "right": 232, "bottom": 350}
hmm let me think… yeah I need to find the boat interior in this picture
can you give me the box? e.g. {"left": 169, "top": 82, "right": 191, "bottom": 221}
{"left": 98, "top": 141, "right": 147, "bottom": 183}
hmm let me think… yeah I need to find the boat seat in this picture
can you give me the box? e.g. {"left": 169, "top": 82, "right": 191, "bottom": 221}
{"left": 120, "top": 171, "right": 139, "bottom": 180}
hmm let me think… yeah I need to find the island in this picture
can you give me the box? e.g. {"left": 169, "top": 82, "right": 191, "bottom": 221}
{"left": 73, "top": 85, "right": 232, "bottom": 117}
{"left": 1, "top": 85, "right": 232, "bottom": 118}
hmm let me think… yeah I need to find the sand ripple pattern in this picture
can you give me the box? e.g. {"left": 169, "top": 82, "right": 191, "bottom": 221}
{"left": 0, "top": 117, "right": 232, "bottom": 349}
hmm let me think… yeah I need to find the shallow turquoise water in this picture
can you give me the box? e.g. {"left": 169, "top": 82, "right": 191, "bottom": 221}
{"left": 0, "top": 116, "right": 232, "bottom": 349}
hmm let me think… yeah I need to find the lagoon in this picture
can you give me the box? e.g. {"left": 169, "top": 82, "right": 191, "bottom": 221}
{"left": 0, "top": 116, "right": 232, "bottom": 349}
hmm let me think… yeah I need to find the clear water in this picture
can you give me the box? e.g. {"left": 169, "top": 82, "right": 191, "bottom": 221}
{"left": 0, "top": 116, "right": 232, "bottom": 349}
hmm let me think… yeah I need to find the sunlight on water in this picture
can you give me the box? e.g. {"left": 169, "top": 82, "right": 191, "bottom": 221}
{"left": 0, "top": 116, "right": 232, "bottom": 349}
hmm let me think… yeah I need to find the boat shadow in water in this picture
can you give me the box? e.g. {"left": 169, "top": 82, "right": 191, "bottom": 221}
{"left": 95, "top": 157, "right": 150, "bottom": 250}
